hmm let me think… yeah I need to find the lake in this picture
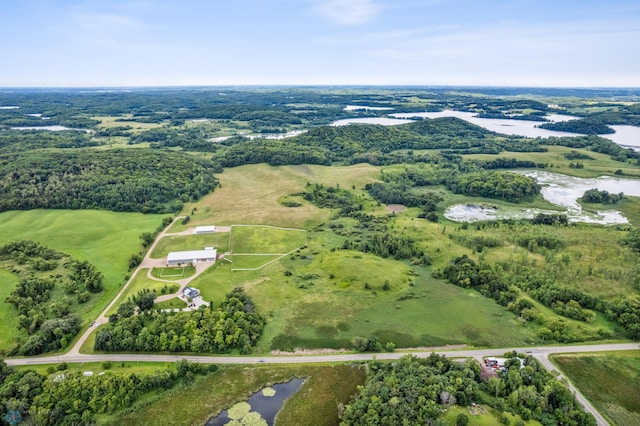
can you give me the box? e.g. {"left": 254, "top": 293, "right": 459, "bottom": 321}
{"left": 332, "top": 117, "right": 414, "bottom": 126}
{"left": 390, "top": 110, "right": 640, "bottom": 150}
{"left": 444, "top": 170, "right": 640, "bottom": 225}
{"left": 344, "top": 105, "right": 394, "bottom": 111}
{"left": 11, "top": 125, "right": 92, "bottom": 132}
{"left": 206, "top": 378, "right": 304, "bottom": 426}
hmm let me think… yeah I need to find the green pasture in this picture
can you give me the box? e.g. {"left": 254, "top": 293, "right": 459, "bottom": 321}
{"left": 226, "top": 254, "right": 284, "bottom": 270}
{"left": 153, "top": 297, "right": 187, "bottom": 310}
{"left": 230, "top": 225, "right": 307, "bottom": 254}
{"left": 552, "top": 351, "right": 640, "bottom": 426}
{"left": 172, "top": 163, "right": 381, "bottom": 230}
{"left": 150, "top": 232, "right": 230, "bottom": 258}
{"left": 105, "top": 269, "right": 179, "bottom": 316}
{"left": 107, "top": 364, "right": 365, "bottom": 426}
{"left": 14, "top": 361, "right": 175, "bottom": 377}
{"left": 151, "top": 266, "right": 196, "bottom": 280}
{"left": 442, "top": 406, "right": 542, "bottom": 426}
{"left": 0, "top": 210, "right": 163, "bottom": 339}
{"left": 463, "top": 145, "right": 640, "bottom": 178}
{"left": 0, "top": 270, "right": 20, "bottom": 351}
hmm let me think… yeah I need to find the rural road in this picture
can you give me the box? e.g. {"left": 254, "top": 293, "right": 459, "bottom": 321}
{"left": 7, "top": 342, "right": 638, "bottom": 425}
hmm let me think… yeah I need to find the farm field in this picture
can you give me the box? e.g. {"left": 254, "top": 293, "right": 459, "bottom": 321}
{"left": 0, "top": 210, "right": 164, "bottom": 338}
{"left": 106, "top": 363, "right": 366, "bottom": 426}
{"left": 170, "top": 163, "right": 380, "bottom": 230}
{"left": 0, "top": 270, "right": 20, "bottom": 351}
{"left": 230, "top": 225, "right": 307, "bottom": 254}
{"left": 552, "top": 351, "right": 640, "bottom": 425}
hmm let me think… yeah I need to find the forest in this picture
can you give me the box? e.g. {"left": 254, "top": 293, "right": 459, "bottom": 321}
{"left": 95, "top": 288, "right": 265, "bottom": 354}
{"left": 340, "top": 354, "right": 595, "bottom": 426}
{"left": 0, "top": 358, "right": 215, "bottom": 425}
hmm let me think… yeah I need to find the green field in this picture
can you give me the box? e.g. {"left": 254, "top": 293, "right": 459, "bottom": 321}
{"left": 106, "top": 364, "right": 366, "bottom": 426}
{"left": 170, "top": 163, "right": 381, "bottom": 230}
{"left": 230, "top": 225, "right": 307, "bottom": 254}
{"left": 150, "top": 232, "right": 230, "bottom": 259}
{"left": 0, "top": 210, "right": 164, "bottom": 350}
{"left": 105, "top": 269, "right": 179, "bottom": 316}
{"left": 552, "top": 351, "right": 640, "bottom": 426}
{"left": 151, "top": 266, "right": 196, "bottom": 280}
{"left": 442, "top": 406, "right": 542, "bottom": 426}
{"left": 153, "top": 297, "right": 188, "bottom": 310}
{"left": 226, "top": 254, "right": 284, "bottom": 270}
{"left": 0, "top": 270, "right": 20, "bottom": 351}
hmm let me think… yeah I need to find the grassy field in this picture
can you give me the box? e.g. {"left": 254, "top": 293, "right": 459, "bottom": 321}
{"left": 171, "top": 163, "right": 381, "bottom": 230}
{"left": 150, "top": 232, "right": 230, "bottom": 258}
{"left": 0, "top": 270, "right": 20, "bottom": 351}
{"left": 463, "top": 145, "right": 640, "bottom": 178}
{"left": 226, "top": 254, "right": 284, "bottom": 270}
{"left": 442, "top": 406, "right": 542, "bottom": 425}
{"left": 153, "top": 297, "right": 187, "bottom": 310}
{"left": 150, "top": 266, "right": 196, "bottom": 280}
{"left": 105, "top": 269, "right": 179, "bottom": 316}
{"left": 108, "top": 364, "right": 366, "bottom": 426}
{"left": 230, "top": 225, "right": 307, "bottom": 254}
{"left": 552, "top": 351, "right": 640, "bottom": 425}
{"left": 0, "top": 210, "right": 163, "bottom": 341}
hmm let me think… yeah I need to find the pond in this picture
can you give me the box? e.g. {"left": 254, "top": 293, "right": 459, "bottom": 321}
{"left": 444, "top": 171, "right": 640, "bottom": 225}
{"left": 11, "top": 125, "right": 92, "bottom": 132}
{"left": 206, "top": 378, "right": 304, "bottom": 426}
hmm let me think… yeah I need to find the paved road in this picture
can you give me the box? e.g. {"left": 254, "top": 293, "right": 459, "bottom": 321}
{"left": 6, "top": 341, "right": 637, "bottom": 425}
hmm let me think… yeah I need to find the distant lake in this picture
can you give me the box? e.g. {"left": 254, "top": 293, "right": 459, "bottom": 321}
{"left": 11, "top": 125, "right": 92, "bottom": 132}
{"left": 444, "top": 170, "right": 640, "bottom": 225}
{"left": 390, "top": 110, "right": 640, "bottom": 150}
{"left": 344, "top": 105, "right": 394, "bottom": 111}
{"left": 0, "top": 106, "right": 20, "bottom": 109}
{"left": 332, "top": 117, "right": 413, "bottom": 126}
{"left": 390, "top": 110, "right": 581, "bottom": 138}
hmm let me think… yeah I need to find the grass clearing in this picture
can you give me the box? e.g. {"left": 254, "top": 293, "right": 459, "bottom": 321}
{"left": 173, "top": 163, "right": 380, "bottom": 230}
{"left": 230, "top": 225, "right": 307, "bottom": 254}
{"left": 151, "top": 265, "right": 196, "bottom": 280}
{"left": 150, "top": 232, "right": 230, "bottom": 258}
{"left": 0, "top": 269, "right": 20, "bottom": 351}
{"left": 107, "top": 364, "right": 365, "bottom": 426}
{"left": 227, "top": 254, "right": 284, "bottom": 270}
{"left": 552, "top": 351, "right": 640, "bottom": 426}
{"left": 0, "top": 209, "right": 164, "bottom": 335}
{"left": 153, "top": 297, "right": 188, "bottom": 310}
{"left": 442, "top": 406, "right": 542, "bottom": 425}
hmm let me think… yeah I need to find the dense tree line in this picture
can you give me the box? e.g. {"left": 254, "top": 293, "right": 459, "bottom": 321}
{"left": 95, "top": 288, "right": 265, "bottom": 354}
{"left": 0, "top": 130, "right": 98, "bottom": 152}
{"left": 445, "top": 172, "right": 540, "bottom": 202}
{"left": 365, "top": 182, "right": 443, "bottom": 210}
{"left": 581, "top": 188, "right": 624, "bottom": 204}
{"left": 538, "top": 118, "right": 615, "bottom": 134}
{"left": 341, "top": 354, "right": 595, "bottom": 426}
{"left": 0, "top": 358, "right": 215, "bottom": 425}
{"left": 0, "top": 149, "right": 219, "bottom": 213}
{"left": 217, "top": 139, "right": 331, "bottom": 167}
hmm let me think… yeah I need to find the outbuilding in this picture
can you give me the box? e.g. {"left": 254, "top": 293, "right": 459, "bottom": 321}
{"left": 194, "top": 226, "right": 216, "bottom": 234}
{"left": 167, "top": 247, "right": 217, "bottom": 266}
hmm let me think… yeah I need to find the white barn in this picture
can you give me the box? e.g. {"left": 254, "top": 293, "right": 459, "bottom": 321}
{"left": 167, "top": 247, "right": 217, "bottom": 266}
{"left": 194, "top": 226, "right": 216, "bottom": 234}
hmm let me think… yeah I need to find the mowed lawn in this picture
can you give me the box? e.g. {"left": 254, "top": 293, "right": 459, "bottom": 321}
{"left": 552, "top": 351, "right": 640, "bottom": 426}
{"left": 173, "top": 163, "right": 381, "bottom": 230}
{"left": 105, "top": 269, "right": 179, "bottom": 316}
{"left": 230, "top": 225, "right": 307, "bottom": 254}
{"left": 0, "top": 209, "right": 165, "bottom": 322}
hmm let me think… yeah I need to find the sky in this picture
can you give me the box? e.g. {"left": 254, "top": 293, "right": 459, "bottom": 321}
{"left": 1, "top": 0, "right": 639, "bottom": 87}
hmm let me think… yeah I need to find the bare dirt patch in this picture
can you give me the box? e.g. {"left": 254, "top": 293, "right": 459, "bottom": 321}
{"left": 386, "top": 204, "right": 407, "bottom": 213}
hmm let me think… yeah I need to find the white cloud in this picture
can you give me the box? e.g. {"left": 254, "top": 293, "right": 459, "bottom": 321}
{"left": 314, "top": 0, "right": 382, "bottom": 25}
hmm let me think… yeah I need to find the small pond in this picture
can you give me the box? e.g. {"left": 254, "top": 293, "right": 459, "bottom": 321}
{"left": 206, "top": 378, "right": 304, "bottom": 426}
{"left": 444, "top": 171, "right": 640, "bottom": 225}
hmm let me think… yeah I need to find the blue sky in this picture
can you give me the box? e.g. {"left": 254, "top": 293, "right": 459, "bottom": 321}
{"left": 1, "top": 0, "right": 639, "bottom": 87}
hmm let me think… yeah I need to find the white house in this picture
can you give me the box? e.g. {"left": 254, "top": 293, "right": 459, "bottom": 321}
{"left": 167, "top": 247, "right": 217, "bottom": 266}
{"left": 194, "top": 226, "right": 216, "bottom": 234}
